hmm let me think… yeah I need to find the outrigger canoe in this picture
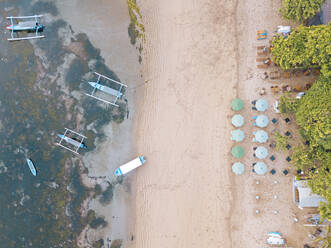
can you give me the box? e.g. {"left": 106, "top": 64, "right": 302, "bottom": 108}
{"left": 26, "top": 158, "right": 36, "bottom": 176}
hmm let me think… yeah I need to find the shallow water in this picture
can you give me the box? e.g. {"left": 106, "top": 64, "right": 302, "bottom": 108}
{"left": 0, "top": 1, "right": 127, "bottom": 247}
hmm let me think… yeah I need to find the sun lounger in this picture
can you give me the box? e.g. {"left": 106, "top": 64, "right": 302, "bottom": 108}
{"left": 283, "top": 71, "right": 291, "bottom": 78}
{"left": 257, "top": 45, "right": 269, "bottom": 54}
{"left": 257, "top": 64, "right": 268, "bottom": 69}
{"left": 271, "top": 86, "right": 279, "bottom": 94}
{"left": 256, "top": 57, "right": 268, "bottom": 62}
{"left": 269, "top": 71, "right": 280, "bottom": 79}
{"left": 257, "top": 30, "right": 268, "bottom": 40}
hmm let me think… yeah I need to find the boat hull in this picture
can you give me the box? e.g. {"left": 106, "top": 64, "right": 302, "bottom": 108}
{"left": 114, "top": 156, "right": 146, "bottom": 176}
{"left": 26, "top": 158, "right": 37, "bottom": 176}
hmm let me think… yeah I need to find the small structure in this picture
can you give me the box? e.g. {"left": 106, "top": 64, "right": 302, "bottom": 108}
{"left": 266, "top": 232, "right": 286, "bottom": 246}
{"left": 56, "top": 128, "right": 87, "bottom": 155}
{"left": 292, "top": 177, "right": 326, "bottom": 208}
{"left": 6, "top": 15, "right": 45, "bottom": 41}
{"left": 85, "top": 72, "right": 127, "bottom": 107}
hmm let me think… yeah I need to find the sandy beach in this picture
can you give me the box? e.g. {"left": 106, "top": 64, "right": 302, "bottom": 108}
{"left": 131, "top": 0, "right": 318, "bottom": 247}
{"left": 132, "top": 0, "right": 238, "bottom": 247}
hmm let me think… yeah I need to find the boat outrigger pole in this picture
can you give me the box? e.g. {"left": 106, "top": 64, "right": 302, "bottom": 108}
{"left": 6, "top": 14, "right": 45, "bottom": 41}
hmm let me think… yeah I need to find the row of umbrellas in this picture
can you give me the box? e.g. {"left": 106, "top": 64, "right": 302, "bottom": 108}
{"left": 250, "top": 99, "right": 269, "bottom": 175}
{"left": 232, "top": 145, "right": 268, "bottom": 158}
{"left": 231, "top": 98, "right": 270, "bottom": 175}
{"left": 231, "top": 130, "right": 269, "bottom": 144}
{"left": 232, "top": 98, "right": 268, "bottom": 112}
{"left": 232, "top": 114, "right": 269, "bottom": 128}
{"left": 232, "top": 161, "right": 267, "bottom": 175}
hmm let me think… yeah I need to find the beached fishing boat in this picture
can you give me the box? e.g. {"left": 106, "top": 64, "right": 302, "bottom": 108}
{"left": 114, "top": 156, "right": 146, "bottom": 176}
{"left": 57, "top": 134, "right": 87, "bottom": 149}
{"left": 85, "top": 72, "right": 127, "bottom": 107}
{"left": 26, "top": 158, "right": 36, "bottom": 176}
{"left": 6, "top": 15, "right": 45, "bottom": 41}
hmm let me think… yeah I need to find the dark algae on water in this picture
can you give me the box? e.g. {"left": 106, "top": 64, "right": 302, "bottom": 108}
{"left": 0, "top": 1, "right": 127, "bottom": 247}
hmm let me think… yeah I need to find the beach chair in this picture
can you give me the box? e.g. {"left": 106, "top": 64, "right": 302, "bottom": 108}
{"left": 257, "top": 30, "right": 268, "bottom": 40}
{"left": 256, "top": 57, "right": 267, "bottom": 62}
{"left": 257, "top": 64, "right": 268, "bottom": 69}
{"left": 269, "top": 71, "right": 280, "bottom": 80}
{"left": 257, "top": 46, "right": 269, "bottom": 56}
{"left": 283, "top": 71, "right": 291, "bottom": 79}
{"left": 270, "top": 86, "right": 279, "bottom": 94}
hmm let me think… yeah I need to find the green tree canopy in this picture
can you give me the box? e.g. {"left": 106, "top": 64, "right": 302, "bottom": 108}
{"left": 295, "top": 76, "right": 331, "bottom": 150}
{"left": 271, "top": 24, "right": 331, "bottom": 77}
{"left": 280, "top": 0, "right": 326, "bottom": 22}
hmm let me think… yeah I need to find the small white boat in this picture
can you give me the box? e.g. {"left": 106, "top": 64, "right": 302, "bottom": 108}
{"left": 114, "top": 156, "right": 146, "bottom": 176}
{"left": 26, "top": 158, "right": 37, "bottom": 176}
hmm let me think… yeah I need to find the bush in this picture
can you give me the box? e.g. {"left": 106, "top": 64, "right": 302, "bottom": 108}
{"left": 278, "top": 93, "right": 299, "bottom": 114}
{"left": 271, "top": 24, "right": 331, "bottom": 77}
{"left": 280, "top": 0, "right": 326, "bottom": 22}
{"left": 274, "top": 132, "right": 289, "bottom": 151}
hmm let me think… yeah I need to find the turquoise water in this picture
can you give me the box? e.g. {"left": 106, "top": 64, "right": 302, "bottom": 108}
{"left": 0, "top": 1, "right": 126, "bottom": 247}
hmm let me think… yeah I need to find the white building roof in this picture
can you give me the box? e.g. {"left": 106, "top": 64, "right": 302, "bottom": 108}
{"left": 293, "top": 177, "right": 326, "bottom": 208}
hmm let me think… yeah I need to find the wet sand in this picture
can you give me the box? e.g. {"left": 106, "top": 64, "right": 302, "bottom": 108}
{"left": 132, "top": 0, "right": 238, "bottom": 247}
{"left": 55, "top": 0, "right": 144, "bottom": 246}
